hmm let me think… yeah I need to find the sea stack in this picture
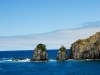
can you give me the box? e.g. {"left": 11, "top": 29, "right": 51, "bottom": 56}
{"left": 56, "top": 45, "right": 67, "bottom": 61}
{"left": 31, "top": 44, "right": 49, "bottom": 61}
{"left": 70, "top": 32, "right": 100, "bottom": 59}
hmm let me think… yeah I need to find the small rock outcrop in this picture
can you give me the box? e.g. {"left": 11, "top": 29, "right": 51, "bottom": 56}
{"left": 31, "top": 44, "right": 49, "bottom": 61}
{"left": 70, "top": 32, "right": 100, "bottom": 59}
{"left": 56, "top": 45, "right": 67, "bottom": 60}
{"left": 12, "top": 58, "right": 29, "bottom": 61}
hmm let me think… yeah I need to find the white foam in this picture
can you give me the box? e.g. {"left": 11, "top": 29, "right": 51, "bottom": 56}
{"left": 17, "top": 58, "right": 30, "bottom": 62}
{"left": 31, "top": 59, "right": 56, "bottom": 62}
{"left": 5, "top": 59, "right": 12, "bottom": 62}
{"left": 67, "top": 59, "right": 74, "bottom": 61}
{"left": 49, "top": 59, "right": 56, "bottom": 62}
{"left": 33, "top": 60, "right": 48, "bottom": 62}
{"left": 0, "top": 58, "right": 31, "bottom": 63}
{"left": 86, "top": 59, "right": 92, "bottom": 61}
{"left": 1, "top": 58, "right": 99, "bottom": 63}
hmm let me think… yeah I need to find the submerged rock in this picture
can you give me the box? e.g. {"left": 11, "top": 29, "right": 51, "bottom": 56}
{"left": 70, "top": 32, "right": 100, "bottom": 59}
{"left": 12, "top": 58, "right": 28, "bottom": 61}
{"left": 56, "top": 45, "right": 67, "bottom": 60}
{"left": 31, "top": 44, "right": 49, "bottom": 61}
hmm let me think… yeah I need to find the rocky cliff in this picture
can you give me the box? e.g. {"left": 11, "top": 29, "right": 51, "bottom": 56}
{"left": 31, "top": 44, "right": 49, "bottom": 61}
{"left": 56, "top": 45, "right": 67, "bottom": 60}
{"left": 70, "top": 32, "right": 100, "bottom": 59}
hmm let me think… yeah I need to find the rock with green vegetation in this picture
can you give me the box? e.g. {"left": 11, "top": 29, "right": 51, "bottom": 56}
{"left": 56, "top": 45, "right": 67, "bottom": 60}
{"left": 70, "top": 32, "right": 100, "bottom": 59}
{"left": 31, "top": 44, "right": 49, "bottom": 61}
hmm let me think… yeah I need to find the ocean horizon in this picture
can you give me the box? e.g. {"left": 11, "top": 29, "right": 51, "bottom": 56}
{"left": 0, "top": 49, "right": 59, "bottom": 51}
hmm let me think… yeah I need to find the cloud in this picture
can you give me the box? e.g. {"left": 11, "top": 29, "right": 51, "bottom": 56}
{"left": 0, "top": 21, "right": 100, "bottom": 50}
{"left": 80, "top": 21, "right": 100, "bottom": 28}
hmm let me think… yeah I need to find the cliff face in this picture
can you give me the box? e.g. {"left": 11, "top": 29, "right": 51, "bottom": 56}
{"left": 56, "top": 45, "right": 67, "bottom": 60}
{"left": 70, "top": 32, "right": 100, "bottom": 59}
{"left": 31, "top": 44, "right": 49, "bottom": 61}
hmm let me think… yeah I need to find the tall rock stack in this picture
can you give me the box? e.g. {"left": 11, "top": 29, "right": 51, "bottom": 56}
{"left": 70, "top": 32, "right": 100, "bottom": 59}
{"left": 31, "top": 44, "right": 49, "bottom": 61}
{"left": 56, "top": 45, "right": 67, "bottom": 61}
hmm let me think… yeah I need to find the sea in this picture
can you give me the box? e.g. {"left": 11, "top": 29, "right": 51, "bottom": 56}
{"left": 0, "top": 49, "right": 100, "bottom": 75}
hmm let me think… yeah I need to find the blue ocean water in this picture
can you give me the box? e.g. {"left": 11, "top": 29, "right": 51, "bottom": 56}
{"left": 0, "top": 50, "right": 100, "bottom": 75}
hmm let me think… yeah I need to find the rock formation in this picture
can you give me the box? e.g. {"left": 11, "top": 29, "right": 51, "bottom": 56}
{"left": 70, "top": 32, "right": 100, "bottom": 59}
{"left": 12, "top": 58, "right": 29, "bottom": 61}
{"left": 31, "top": 44, "right": 49, "bottom": 61}
{"left": 56, "top": 45, "right": 67, "bottom": 60}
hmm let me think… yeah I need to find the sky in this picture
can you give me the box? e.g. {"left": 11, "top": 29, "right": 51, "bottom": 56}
{"left": 0, "top": 0, "right": 100, "bottom": 50}
{"left": 0, "top": 24, "right": 100, "bottom": 50}
{"left": 0, "top": 0, "right": 100, "bottom": 36}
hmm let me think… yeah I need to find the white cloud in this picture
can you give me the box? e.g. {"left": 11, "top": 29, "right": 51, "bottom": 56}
{"left": 0, "top": 22, "right": 100, "bottom": 50}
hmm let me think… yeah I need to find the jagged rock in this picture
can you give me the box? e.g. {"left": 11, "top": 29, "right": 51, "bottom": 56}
{"left": 56, "top": 45, "right": 67, "bottom": 60}
{"left": 12, "top": 58, "right": 28, "bottom": 61}
{"left": 31, "top": 44, "right": 49, "bottom": 61}
{"left": 70, "top": 32, "right": 100, "bottom": 59}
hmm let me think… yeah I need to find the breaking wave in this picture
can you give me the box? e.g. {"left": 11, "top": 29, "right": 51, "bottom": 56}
{"left": 0, "top": 58, "right": 100, "bottom": 63}
{"left": 0, "top": 58, "right": 30, "bottom": 63}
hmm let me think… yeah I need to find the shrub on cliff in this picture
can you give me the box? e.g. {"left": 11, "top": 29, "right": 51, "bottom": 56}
{"left": 59, "top": 45, "right": 66, "bottom": 52}
{"left": 36, "top": 44, "right": 46, "bottom": 51}
{"left": 75, "top": 39, "right": 85, "bottom": 45}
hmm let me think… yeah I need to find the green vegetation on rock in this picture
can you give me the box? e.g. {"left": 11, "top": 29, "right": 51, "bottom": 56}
{"left": 75, "top": 39, "right": 85, "bottom": 45}
{"left": 59, "top": 45, "right": 66, "bottom": 52}
{"left": 36, "top": 44, "right": 46, "bottom": 51}
{"left": 75, "top": 39, "right": 83, "bottom": 43}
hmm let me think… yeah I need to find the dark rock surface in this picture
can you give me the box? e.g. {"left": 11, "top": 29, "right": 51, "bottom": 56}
{"left": 56, "top": 45, "right": 67, "bottom": 60}
{"left": 31, "top": 44, "right": 49, "bottom": 61}
{"left": 70, "top": 32, "right": 100, "bottom": 59}
{"left": 12, "top": 58, "right": 28, "bottom": 61}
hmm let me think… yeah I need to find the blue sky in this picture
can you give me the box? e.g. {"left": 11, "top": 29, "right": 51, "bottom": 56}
{"left": 0, "top": 0, "right": 100, "bottom": 36}
{"left": 0, "top": 0, "right": 100, "bottom": 50}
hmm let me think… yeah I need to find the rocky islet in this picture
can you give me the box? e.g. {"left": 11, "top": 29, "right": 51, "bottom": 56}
{"left": 56, "top": 45, "right": 67, "bottom": 61}
{"left": 31, "top": 44, "right": 49, "bottom": 61}
{"left": 70, "top": 32, "right": 100, "bottom": 59}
